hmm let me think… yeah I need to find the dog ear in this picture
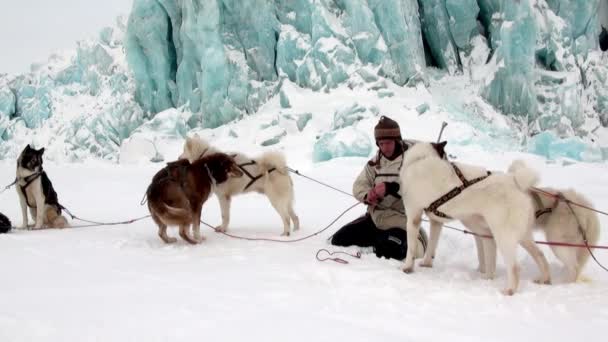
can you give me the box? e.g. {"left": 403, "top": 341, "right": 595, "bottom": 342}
{"left": 431, "top": 141, "right": 447, "bottom": 159}
{"left": 38, "top": 147, "right": 45, "bottom": 155}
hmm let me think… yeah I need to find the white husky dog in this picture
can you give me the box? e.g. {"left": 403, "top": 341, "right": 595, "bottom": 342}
{"left": 399, "top": 141, "right": 551, "bottom": 295}
{"left": 473, "top": 161, "right": 600, "bottom": 283}
{"left": 179, "top": 134, "right": 300, "bottom": 236}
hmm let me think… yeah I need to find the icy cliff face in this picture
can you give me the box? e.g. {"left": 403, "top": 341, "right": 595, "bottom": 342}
{"left": 125, "top": 0, "right": 428, "bottom": 128}
{"left": 0, "top": 17, "right": 146, "bottom": 161}
{"left": 1, "top": 0, "right": 607, "bottom": 163}
{"left": 124, "top": 0, "right": 608, "bottom": 138}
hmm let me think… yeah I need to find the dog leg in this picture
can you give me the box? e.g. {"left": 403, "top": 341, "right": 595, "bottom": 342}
{"left": 192, "top": 206, "right": 205, "bottom": 243}
{"left": 474, "top": 236, "right": 486, "bottom": 274}
{"left": 549, "top": 245, "right": 579, "bottom": 283}
{"left": 158, "top": 224, "right": 177, "bottom": 244}
{"left": 33, "top": 190, "right": 45, "bottom": 229}
{"left": 288, "top": 204, "right": 300, "bottom": 231}
{"left": 18, "top": 190, "right": 29, "bottom": 229}
{"left": 179, "top": 224, "right": 198, "bottom": 244}
{"left": 402, "top": 210, "right": 423, "bottom": 273}
{"left": 481, "top": 236, "right": 497, "bottom": 280}
{"left": 268, "top": 194, "right": 291, "bottom": 236}
{"left": 216, "top": 195, "right": 231, "bottom": 232}
{"left": 520, "top": 236, "right": 551, "bottom": 285}
{"left": 494, "top": 232, "right": 519, "bottom": 295}
{"left": 28, "top": 208, "right": 37, "bottom": 228}
{"left": 45, "top": 206, "right": 68, "bottom": 229}
{"left": 420, "top": 220, "right": 442, "bottom": 268}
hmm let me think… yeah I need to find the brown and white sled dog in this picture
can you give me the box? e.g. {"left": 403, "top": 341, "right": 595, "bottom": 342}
{"left": 16, "top": 145, "right": 68, "bottom": 229}
{"left": 399, "top": 142, "right": 551, "bottom": 295}
{"left": 146, "top": 153, "right": 243, "bottom": 244}
{"left": 179, "top": 134, "right": 300, "bottom": 236}
{"left": 473, "top": 161, "right": 600, "bottom": 283}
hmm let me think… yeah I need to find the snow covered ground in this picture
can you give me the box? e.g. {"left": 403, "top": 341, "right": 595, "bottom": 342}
{"left": 1, "top": 138, "right": 607, "bottom": 341}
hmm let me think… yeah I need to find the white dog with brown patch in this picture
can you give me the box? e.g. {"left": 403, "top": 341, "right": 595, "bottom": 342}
{"left": 180, "top": 134, "right": 300, "bottom": 236}
{"left": 472, "top": 160, "right": 601, "bottom": 283}
{"left": 399, "top": 141, "right": 551, "bottom": 295}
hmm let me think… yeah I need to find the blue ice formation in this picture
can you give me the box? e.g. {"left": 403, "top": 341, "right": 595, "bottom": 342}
{"left": 528, "top": 131, "right": 603, "bottom": 162}
{"left": 0, "top": 86, "right": 15, "bottom": 117}
{"left": 313, "top": 126, "right": 372, "bottom": 162}
{"left": 482, "top": 0, "right": 537, "bottom": 120}
{"left": 0, "top": 17, "right": 147, "bottom": 161}
{"left": 126, "top": 0, "right": 427, "bottom": 128}
{"left": 1, "top": 0, "right": 608, "bottom": 164}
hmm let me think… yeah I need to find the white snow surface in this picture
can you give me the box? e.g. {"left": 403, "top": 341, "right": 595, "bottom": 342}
{"left": 1, "top": 122, "right": 608, "bottom": 341}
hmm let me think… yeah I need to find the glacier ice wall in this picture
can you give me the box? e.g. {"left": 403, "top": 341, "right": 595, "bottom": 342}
{"left": 0, "top": 17, "right": 146, "bottom": 161}
{"left": 124, "top": 0, "right": 606, "bottom": 140}
{"left": 125, "top": 0, "right": 427, "bottom": 128}
{"left": 1, "top": 0, "right": 608, "bottom": 163}
{"left": 482, "top": 0, "right": 537, "bottom": 120}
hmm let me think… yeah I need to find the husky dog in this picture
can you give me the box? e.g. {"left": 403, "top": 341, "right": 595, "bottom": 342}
{"left": 473, "top": 161, "right": 601, "bottom": 283}
{"left": 16, "top": 145, "right": 68, "bottom": 229}
{"left": 399, "top": 142, "right": 551, "bottom": 295}
{"left": 0, "top": 212, "right": 11, "bottom": 233}
{"left": 179, "top": 134, "right": 300, "bottom": 236}
{"left": 146, "top": 153, "right": 243, "bottom": 244}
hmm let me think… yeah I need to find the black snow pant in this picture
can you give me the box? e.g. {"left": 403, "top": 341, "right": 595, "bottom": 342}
{"left": 330, "top": 214, "right": 409, "bottom": 260}
{"left": 0, "top": 212, "right": 12, "bottom": 234}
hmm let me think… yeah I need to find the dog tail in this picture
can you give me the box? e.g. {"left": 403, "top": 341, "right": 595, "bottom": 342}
{"left": 566, "top": 191, "right": 601, "bottom": 277}
{"left": 257, "top": 151, "right": 288, "bottom": 175}
{"left": 161, "top": 204, "right": 190, "bottom": 220}
{"left": 52, "top": 216, "right": 69, "bottom": 229}
{"left": 149, "top": 200, "right": 191, "bottom": 223}
{"left": 507, "top": 159, "right": 539, "bottom": 190}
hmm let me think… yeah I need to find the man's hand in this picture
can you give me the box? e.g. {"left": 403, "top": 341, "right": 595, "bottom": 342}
{"left": 373, "top": 182, "right": 387, "bottom": 198}
{"left": 366, "top": 188, "right": 379, "bottom": 205}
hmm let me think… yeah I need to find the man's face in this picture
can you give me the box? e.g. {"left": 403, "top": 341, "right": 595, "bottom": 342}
{"left": 378, "top": 139, "right": 396, "bottom": 158}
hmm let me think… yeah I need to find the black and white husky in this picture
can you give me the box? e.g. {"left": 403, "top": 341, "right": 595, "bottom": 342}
{"left": 16, "top": 145, "right": 68, "bottom": 229}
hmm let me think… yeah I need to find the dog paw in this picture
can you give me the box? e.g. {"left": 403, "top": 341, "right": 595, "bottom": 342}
{"left": 533, "top": 278, "right": 551, "bottom": 285}
{"left": 481, "top": 272, "right": 495, "bottom": 280}
{"left": 215, "top": 225, "right": 227, "bottom": 233}
{"left": 164, "top": 237, "right": 178, "bottom": 244}
{"left": 419, "top": 260, "right": 433, "bottom": 268}
{"left": 402, "top": 266, "right": 414, "bottom": 274}
{"left": 501, "top": 288, "right": 515, "bottom": 296}
{"left": 281, "top": 232, "right": 290, "bottom": 237}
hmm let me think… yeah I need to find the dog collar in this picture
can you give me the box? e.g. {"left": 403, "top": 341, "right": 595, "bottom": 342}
{"left": 18, "top": 170, "right": 43, "bottom": 185}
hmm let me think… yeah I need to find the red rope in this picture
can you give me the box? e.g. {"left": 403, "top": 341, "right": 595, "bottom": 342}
{"left": 530, "top": 187, "right": 608, "bottom": 216}
{"left": 315, "top": 249, "right": 361, "bottom": 264}
{"left": 452, "top": 226, "right": 608, "bottom": 249}
{"left": 200, "top": 202, "right": 361, "bottom": 243}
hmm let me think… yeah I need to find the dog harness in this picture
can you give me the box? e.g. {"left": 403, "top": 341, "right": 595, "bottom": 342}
{"left": 18, "top": 171, "right": 43, "bottom": 208}
{"left": 531, "top": 191, "right": 560, "bottom": 219}
{"left": 425, "top": 163, "right": 491, "bottom": 219}
{"left": 228, "top": 154, "right": 277, "bottom": 191}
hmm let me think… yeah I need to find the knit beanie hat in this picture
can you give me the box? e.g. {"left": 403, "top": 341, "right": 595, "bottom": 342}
{"left": 374, "top": 116, "right": 402, "bottom": 141}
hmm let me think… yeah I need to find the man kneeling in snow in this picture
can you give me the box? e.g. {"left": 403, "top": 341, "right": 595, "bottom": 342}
{"left": 330, "top": 116, "right": 427, "bottom": 260}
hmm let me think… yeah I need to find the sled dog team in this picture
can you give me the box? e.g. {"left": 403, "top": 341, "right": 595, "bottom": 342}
{"left": 3, "top": 116, "right": 601, "bottom": 295}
